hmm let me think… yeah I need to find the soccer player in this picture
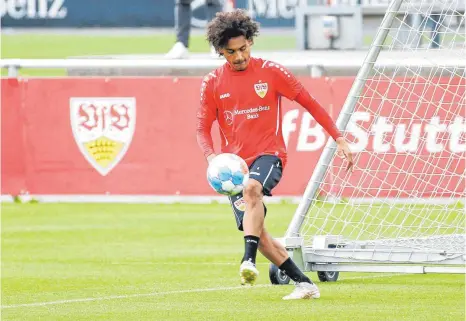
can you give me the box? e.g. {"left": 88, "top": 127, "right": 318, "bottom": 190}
{"left": 196, "top": 9, "right": 354, "bottom": 300}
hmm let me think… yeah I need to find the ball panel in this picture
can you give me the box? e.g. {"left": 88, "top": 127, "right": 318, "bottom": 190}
{"left": 218, "top": 166, "right": 232, "bottom": 181}
{"left": 208, "top": 177, "right": 223, "bottom": 192}
{"left": 232, "top": 171, "right": 244, "bottom": 185}
{"left": 222, "top": 180, "right": 235, "bottom": 192}
{"left": 232, "top": 185, "right": 244, "bottom": 195}
{"left": 208, "top": 165, "right": 219, "bottom": 178}
{"left": 229, "top": 160, "right": 241, "bottom": 173}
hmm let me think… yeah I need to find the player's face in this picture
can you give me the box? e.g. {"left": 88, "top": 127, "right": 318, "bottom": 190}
{"left": 221, "top": 36, "right": 252, "bottom": 71}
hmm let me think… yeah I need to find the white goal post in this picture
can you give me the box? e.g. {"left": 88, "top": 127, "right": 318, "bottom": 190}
{"left": 282, "top": 0, "right": 466, "bottom": 276}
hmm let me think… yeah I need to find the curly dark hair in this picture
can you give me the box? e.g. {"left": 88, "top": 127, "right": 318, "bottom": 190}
{"left": 206, "top": 9, "right": 260, "bottom": 53}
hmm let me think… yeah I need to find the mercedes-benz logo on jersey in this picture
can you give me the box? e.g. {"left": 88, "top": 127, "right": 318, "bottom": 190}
{"left": 224, "top": 111, "right": 234, "bottom": 126}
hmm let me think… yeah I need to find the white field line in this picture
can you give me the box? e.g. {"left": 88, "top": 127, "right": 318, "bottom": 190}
{"left": 1, "top": 285, "right": 272, "bottom": 309}
{"left": 1, "top": 273, "right": 402, "bottom": 309}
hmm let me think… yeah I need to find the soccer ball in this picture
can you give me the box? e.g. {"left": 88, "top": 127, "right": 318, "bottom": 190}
{"left": 207, "top": 153, "right": 249, "bottom": 196}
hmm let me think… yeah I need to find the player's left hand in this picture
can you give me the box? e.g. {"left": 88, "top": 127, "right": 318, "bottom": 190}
{"left": 335, "top": 137, "right": 354, "bottom": 173}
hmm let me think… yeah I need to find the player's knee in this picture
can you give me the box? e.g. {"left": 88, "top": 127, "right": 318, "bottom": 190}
{"left": 243, "top": 180, "right": 263, "bottom": 205}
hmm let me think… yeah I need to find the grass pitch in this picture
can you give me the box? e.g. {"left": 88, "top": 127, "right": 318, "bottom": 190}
{"left": 1, "top": 33, "right": 296, "bottom": 77}
{"left": 1, "top": 32, "right": 377, "bottom": 77}
{"left": 1, "top": 203, "right": 464, "bottom": 320}
{"left": 1, "top": 34, "right": 298, "bottom": 59}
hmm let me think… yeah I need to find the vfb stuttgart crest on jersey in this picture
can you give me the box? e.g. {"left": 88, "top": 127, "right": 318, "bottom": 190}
{"left": 70, "top": 97, "right": 136, "bottom": 176}
{"left": 254, "top": 82, "right": 268, "bottom": 98}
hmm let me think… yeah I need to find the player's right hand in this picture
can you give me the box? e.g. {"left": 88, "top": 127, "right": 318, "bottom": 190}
{"left": 207, "top": 154, "right": 217, "bottom": 164}
{"left": 335, "top": 137, "right": 354, "bottom": 173}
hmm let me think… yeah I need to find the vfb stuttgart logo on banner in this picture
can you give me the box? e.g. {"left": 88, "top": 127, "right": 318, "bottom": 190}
{"left": 70, "top": 97, "right": 136, "bottom": 176}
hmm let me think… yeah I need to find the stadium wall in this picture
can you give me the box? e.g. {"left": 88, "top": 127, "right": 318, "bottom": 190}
{"left": 1, "top": 77, "right": 464, "bottom": 201}
{"left": 0, "top": 0, "right": 392, "bottom": 28}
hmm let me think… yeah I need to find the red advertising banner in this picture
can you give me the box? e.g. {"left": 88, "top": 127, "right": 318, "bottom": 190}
{"left": 1, "top": 78, "right": 26, "bottom": 195}
{"left": 1, "top": 77, "right": 464, "bottom": 199}
{"left": 325, "top": 77, "right": 465, "bottom": 199}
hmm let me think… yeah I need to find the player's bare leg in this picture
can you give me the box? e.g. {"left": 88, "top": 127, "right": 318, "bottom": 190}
{"left": 239, "top": 179, "right": 264, "bottom": 285}
{"left": 257, "top": 228, "right": 288, "bottom": 266}
{"left": 259, "top": 228, "right": 320, "bottom": 300}
{"left": 243, "top": 180, "right": 265, "bottom": 236}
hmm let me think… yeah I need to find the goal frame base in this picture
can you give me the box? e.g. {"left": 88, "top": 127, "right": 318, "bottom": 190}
{"left": 306, "top": 263, "right": 466, "bottom": 274}
{"left": 277, "top": 236, "right": 466, "bottom": 274}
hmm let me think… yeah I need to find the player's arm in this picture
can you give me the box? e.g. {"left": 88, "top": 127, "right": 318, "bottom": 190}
{"left": 272, "top": 64, "right": 354, "bottom": 171}
{"left": 294, "top": 89, "right": 341, "bottom": 141}
{"left": 196, "top": 76, "right": 217, "bottom": 163}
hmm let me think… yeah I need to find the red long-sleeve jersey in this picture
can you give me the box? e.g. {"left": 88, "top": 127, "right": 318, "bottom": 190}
{"left": 196, "top": 57, "right": 341, "bottom": 168}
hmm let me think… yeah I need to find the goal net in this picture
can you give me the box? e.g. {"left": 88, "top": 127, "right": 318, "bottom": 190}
{"left": 286, "top": 0, "right": 465, "bottom": 272}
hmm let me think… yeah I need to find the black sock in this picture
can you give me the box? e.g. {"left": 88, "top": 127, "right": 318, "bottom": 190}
{"left": 279, "top": 258, "right": 313, "bottom": 284}
{"left": 242, "top": 235, "right": 260, "bottom": 265}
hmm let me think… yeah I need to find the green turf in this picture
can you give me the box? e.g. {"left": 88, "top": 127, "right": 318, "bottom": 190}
{"left": 0, "top": 33, "right": 297, "bottom": 77}
{"left": 1, "top": 203, "right": 464, "bottom": 320}
{"left": 2, "top": 31, "right": 459, "bottom": 77}
{"left": 1, "top": 33, "right": 379, "bottom": 77}
{"left": 1, "top": 34, "right": 298, "bottom": 59}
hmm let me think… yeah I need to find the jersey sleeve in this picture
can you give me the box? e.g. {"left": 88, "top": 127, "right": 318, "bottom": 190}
{"left": 266, "top": 61, "right": 304, "bottom": 101}
{"left": 196, "top": 74, "right": 217, "bottom": 158}
{"left": 295, "top": 88, "right": 342, "bottom": 141}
